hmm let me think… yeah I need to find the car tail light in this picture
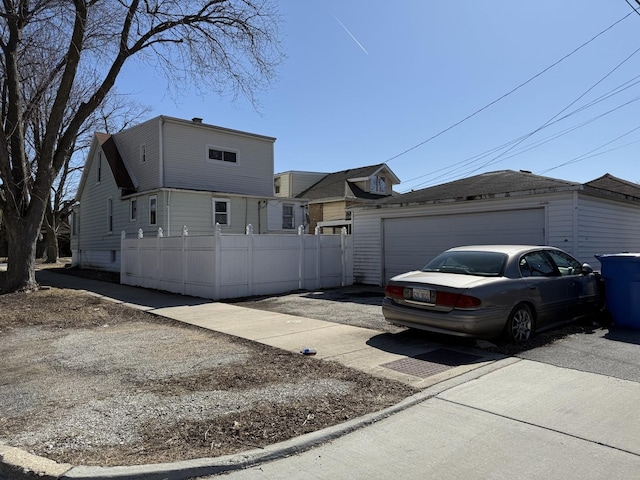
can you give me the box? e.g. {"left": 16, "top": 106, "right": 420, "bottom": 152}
{"left": 436, "top": 291, "right": 481, "bottom": 308}
{"left": 384, "top": 285, "right": 406, "bottom": 300}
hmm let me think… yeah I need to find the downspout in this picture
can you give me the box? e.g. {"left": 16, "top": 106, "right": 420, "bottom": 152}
{"left": 167, "top": 191, "right": 171, "bottom": 237}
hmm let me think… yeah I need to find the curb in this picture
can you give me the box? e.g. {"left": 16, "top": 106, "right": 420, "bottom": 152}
{"left": 0, "top": 357, "right": 520, "bottom": 480}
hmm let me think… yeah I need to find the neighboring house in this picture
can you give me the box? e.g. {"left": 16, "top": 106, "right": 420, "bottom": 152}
{"left": 351, "top": 170, "right": 640, "bottom": 285}
{"left": 274, "top": 170, "right": 328, "bottom": 198}
{"left": 276, "top": 164, "right": 400, "bottom": 233}
{"left": 71, "top": 116, "right": 307, "bottom": 272}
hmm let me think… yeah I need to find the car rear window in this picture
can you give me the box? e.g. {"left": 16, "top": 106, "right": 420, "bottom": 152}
{"left": 421, "top": 251, "right": 507, "bottom": 277}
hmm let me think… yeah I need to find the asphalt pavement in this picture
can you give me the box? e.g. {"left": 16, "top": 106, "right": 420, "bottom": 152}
{"left": 1, "top": 268, "right": 639, "bottom": 479}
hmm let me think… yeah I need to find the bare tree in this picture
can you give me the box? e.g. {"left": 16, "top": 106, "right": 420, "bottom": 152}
{"left": 0, "top": 0, "right": 282, "bottom": 292}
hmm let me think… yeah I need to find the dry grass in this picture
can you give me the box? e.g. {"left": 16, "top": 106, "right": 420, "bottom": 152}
{"left": 0, "top": 273, "right": 418, "bottom": 468}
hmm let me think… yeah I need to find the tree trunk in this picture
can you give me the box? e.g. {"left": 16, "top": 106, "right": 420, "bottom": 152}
{"left": 43, "top": 203, "right": 59, "bottom": 263}
{"left": 44, "top": 224, "right": 59, "bottom": 263}
{"left": 2, "top": 195, "right": 47, "bottom": 291}
{"left": 4, "top": 217, "right": 39, "bottom": 291}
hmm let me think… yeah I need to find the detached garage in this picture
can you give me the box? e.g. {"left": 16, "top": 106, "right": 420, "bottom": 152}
{"left": 351, "top": 170, "right": 640, "bottom": 285}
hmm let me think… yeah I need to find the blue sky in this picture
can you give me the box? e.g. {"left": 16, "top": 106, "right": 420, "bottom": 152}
{"left": 118, "top": 1, "right": 640, "bottom": 192}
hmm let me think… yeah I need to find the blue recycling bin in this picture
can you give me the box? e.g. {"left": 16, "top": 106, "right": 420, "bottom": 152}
{"left": 596, "top": 253, "right": 640, "bottom": 329}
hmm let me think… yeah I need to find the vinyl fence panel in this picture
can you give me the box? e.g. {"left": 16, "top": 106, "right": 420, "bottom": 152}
{"left": 120, "top": 225, "right": 353, "bottom": 300}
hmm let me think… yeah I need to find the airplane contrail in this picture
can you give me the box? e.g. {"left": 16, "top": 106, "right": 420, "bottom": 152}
{"left": 332, "top": 13, "right": 369, "bottom": 55}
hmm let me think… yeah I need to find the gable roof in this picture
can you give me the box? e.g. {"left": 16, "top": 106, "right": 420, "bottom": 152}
{"left": 379, "top": 170, "right": 580, "bottom": 206}
{"left": 298, "top": 163, "right": 400, "bottom": 200}
{"left": 584, "top": 173, "right": 640, "bottom": 200}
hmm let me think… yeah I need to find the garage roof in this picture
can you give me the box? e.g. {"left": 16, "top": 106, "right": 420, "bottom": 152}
{"left": 379, "top": 170, "right": 580, "bottom": 206}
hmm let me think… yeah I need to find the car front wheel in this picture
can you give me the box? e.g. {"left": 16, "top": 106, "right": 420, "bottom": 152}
{"left": 505, "top": 304, "right": 534, "bottom": 343}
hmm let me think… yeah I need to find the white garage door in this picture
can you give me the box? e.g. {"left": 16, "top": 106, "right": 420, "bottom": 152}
{"left": 383, "top": 208, "right": 546, "bottom": 281}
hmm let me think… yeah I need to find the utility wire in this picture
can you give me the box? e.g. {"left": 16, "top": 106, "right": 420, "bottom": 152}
{"left": 400, "top": 75, "right": 640, "bottom": 190}
{"left": 383, "top": 10, "right": 636, "bottom": 165}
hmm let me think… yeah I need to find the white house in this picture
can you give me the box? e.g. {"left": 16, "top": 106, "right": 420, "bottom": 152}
{"left": 71, "top": 116, "right": 308, "bottom": 272}
{"left": 351, "top": 170, "right": 640, "bottom": 285}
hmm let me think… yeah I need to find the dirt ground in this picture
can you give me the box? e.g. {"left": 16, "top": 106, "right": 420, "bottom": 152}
{"left": 0, "top": 270, "right": 418, "bottom": 468}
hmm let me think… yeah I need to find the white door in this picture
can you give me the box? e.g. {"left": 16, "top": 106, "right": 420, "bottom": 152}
{"left": 383, "top": 208, "right": 546, "bottom": 281}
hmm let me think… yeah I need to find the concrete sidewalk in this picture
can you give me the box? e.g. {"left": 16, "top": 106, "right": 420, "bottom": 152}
{"left": 2, "top": 269, "right": 640, "bottom": 479}
{"left": 33, "top": 269, "right": 502, "bottom": 389}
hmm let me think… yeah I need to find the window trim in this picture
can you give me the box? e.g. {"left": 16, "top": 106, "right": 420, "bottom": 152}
{"left": 371, "top": 174, "right": 386, "bottom": 193}
{"left": 212, "top": 198, "right": 231, "bottom": 226}
{"left": 140, "top": 144, "right": 147, "bottom": 164}
{"left": 206, "top": 145, "right": 239, "bottom": 164}
{"left": 282, "top": 203, "right": 294, "bottom": 230}
{"left": 149, "top": 195, "right": 157, "bottom": 226}
{"left": 107, "top": 197, "right": 113, "bottom": 234}
{"left": 96, "top": 151, "right": 102, "bottom": 184}
{"left": 130, "top": 198, "right": 138, "bottom": 222}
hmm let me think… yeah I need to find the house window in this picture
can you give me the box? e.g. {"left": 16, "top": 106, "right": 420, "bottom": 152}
{"left": 371, "top": 175, "right": 386, "bottom": 193}
{"left": 107, "top": 198, "right": 113, "bottom": 233}
{"left": 282, "top": 204, "right": 294, "bottom": 229}
{"left": 130, "top": 199, "right": 137, "bottom": 222}
{"left": 274, "top": 178, "right": 281, "bottom": 195}
{"left": 96, "top": 152, "right": 102, "bottom": 183}
{"left": 212, "top": 198, "right": 230, "bottom": 226}
{"left": 140, "top": 144, "right": 146, "bottom": 164}
{"left": 207, "top": 146, "right": 238, "bottom": 163}
{"left": 149, "top": 195, "right": 157, "bottom": 226}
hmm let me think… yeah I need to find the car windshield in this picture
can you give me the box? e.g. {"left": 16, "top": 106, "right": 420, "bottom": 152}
{"left": 421, "top": 251, "right": 507, "bottom": 277}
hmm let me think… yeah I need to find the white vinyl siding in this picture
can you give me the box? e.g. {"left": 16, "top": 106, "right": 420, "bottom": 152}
{"left": 74, "top": 148, "right": 126, "bottom": 272}
{"left": 577, "top": 195, "right": 640, "bottom": 270}
{"left": 161, "top": 119, "right": 274, "bottom": 196}
{"left": 111, "top": 117, "right": 160, "bottom": 192}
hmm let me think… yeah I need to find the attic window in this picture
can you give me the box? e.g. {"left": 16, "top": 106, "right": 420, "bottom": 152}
{"left": 207, "top": 146, "right": 237, "bottom": 163}
{"left": 371, "top": 175, "right": 386, "bottom": 193}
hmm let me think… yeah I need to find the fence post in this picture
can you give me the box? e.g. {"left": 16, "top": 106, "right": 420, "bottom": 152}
{"left": 120, "top": 231, "right": 126, "bottom": 284}
{"left": 214, "top": 223, "right": 222, "bottom": 301}
{"left": 181, "top": 226, "right": 188, "bottom": 295}
{"left": 137, "top": 228, "right": 143, "bottom": 284}
{"left": 315, "top": 225, "right": 322, "bottom": 289}
{"left": 341, "top": 227, "right": 347, "bottom": 287}
{"left": 298, "top": 225, "right": 305, "bottom": 290}
{"left": 246, "top": 224, "right": 254, "bottom": 296}
{"left": 157, "top": 228, "right": 163, "bottom": 291}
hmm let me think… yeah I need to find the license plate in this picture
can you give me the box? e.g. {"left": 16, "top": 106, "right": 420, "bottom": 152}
{"left": 412, "top": 288, "right": 434, "bottom": 303}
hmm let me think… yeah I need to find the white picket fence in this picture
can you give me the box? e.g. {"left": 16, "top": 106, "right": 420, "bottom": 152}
{"left": 120, "top": 224, "right": 353, "bottom": 300}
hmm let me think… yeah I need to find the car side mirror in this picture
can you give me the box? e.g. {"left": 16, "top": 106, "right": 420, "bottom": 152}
{"left": 581, "top": 263, "right": 593, "bottom": 275}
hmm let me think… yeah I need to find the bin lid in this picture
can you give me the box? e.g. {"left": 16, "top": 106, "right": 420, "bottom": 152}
{"left": 595, "top": 253, "right": 640, "bottom": 262}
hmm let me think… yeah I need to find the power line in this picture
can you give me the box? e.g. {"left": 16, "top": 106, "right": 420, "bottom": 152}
{"left": 400, "top": 75, "right": 640, "bottom": 191}
{"left": 383, "top": 10, "right": 636, "bottom": 166}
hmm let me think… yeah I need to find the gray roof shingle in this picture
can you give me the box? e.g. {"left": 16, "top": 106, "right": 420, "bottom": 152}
{"left": 298, "top": 163, "right": 391, "bottom": 200}
{"left": 380, "top": 170, "right": 580, "bottom": 205}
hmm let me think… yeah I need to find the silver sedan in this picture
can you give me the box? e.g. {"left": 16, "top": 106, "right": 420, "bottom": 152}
{"left": 382, "top": 245, "right": 602, "bottom": 343}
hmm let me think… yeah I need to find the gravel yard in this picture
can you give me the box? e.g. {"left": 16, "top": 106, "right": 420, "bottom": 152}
{"left": 0, "top": 285, "right": 417, "bottom": 468}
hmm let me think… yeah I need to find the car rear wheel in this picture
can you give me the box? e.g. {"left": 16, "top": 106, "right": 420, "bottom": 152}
{"left": 505, "top": 304, "right": 534, "bottom": 343}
